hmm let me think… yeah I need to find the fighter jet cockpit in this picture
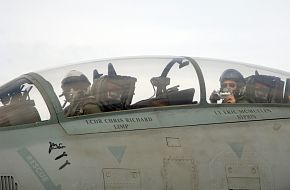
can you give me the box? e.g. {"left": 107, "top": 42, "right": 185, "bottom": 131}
{"left": 39, "top": 57, "right": 200, "bottom": 118}
{"left": 195, "top": 58, "right": 290, "bottom": 105}
{"left": 1, "top": 56, "right": 290, "bottom": 128}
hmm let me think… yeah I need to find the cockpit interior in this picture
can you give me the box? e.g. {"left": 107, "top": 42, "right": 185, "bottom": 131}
{"left": 0, "top": 56, "right": 290, "bottom": 128}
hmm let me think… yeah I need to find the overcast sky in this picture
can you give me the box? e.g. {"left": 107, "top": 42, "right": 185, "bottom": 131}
{"left": 0, "top": 0, "right": 290, "bottom": 85}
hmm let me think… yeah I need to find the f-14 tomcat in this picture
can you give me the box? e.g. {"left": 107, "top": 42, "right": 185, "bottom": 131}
{"left": 1, "top": 56, "right": 290, "bottom": 190}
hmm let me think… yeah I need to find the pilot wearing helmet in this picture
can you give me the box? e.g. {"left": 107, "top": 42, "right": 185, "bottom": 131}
{"left": 210, "top": 69, "right": 248, "bottom": 104}
{"left": 61, "top": 70, "right": 101, "bottom": 117}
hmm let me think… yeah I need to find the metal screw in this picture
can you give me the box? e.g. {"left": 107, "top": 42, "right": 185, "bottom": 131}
{"left": 132, "top": 172, "right": 137, "bottom": 178}
{"left": 251, "top": 168, "right": 256, "bottom": 174}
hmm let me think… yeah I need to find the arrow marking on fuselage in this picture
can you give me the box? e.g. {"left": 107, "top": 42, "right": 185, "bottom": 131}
{"left": 108, "top": 146, "right": 126, "bottom": 163}
{"left": 17, "top": 147, "right": 62, "bottom": 190}
{"left": 228, "top": 142, "right": 244, "bottom": 159}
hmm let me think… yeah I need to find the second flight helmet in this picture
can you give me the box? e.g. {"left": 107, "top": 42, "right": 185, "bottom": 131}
{"left": 219, "top": 69, "right": 246, "bottom": 90}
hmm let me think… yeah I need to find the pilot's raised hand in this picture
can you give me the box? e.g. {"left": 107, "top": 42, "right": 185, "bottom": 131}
{"left": 223, "top": 95, "right": 236, "bottom": 104}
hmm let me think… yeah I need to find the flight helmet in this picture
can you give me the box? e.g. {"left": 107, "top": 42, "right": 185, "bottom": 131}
{"left": 61, "top": 70, "right": 91, "bottom": 102}
{"left": 219, "top": 69, "right": 245, "bottom": 89}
